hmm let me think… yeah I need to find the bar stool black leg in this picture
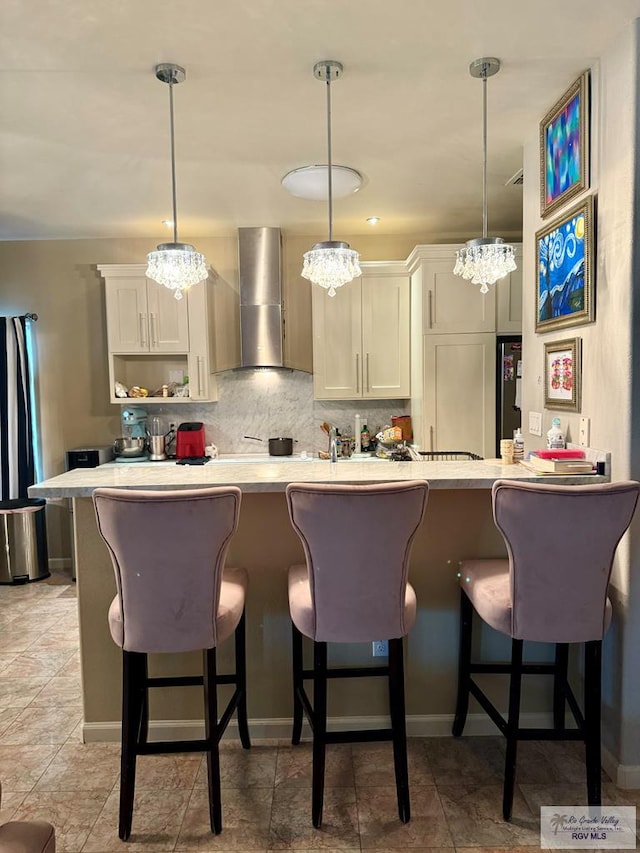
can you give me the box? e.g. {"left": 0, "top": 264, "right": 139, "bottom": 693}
{"left": 234, "top": 611, "right": 251, "bottom": 750}
{"left": 584, "top": 640, "right": 602, "bottom": 806}
{"left": 203, "top": 647, "right": 222, "bottom": 834}
{"left": 503, "top": 639, "right": 523, "bottom": 822}
{"left": 291, "top": 623, "right": 304, "bottom": 746}
{"left": 312, "top": 641, "right": 327, "bottom": 829}
{"left": 452, "top": 589, "right": 473, "bottom": 737}
{"left": 138, "top": 653, "right": 149, "bottom": 747}
{"left": 553, "top": 643, "right": 569, "bottom": 730}
{"left": 119, "top": 650, "right": 144, "bottom": 841}
{"left": 388, "top": 637, "right": 410, "bottom": 823}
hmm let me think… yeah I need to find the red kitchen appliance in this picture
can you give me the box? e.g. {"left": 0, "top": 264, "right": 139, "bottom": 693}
{"left": 176, "top": 422, "right": 206, "bottom": 459}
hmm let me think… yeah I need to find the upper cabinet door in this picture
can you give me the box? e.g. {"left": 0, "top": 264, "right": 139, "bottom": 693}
{"left": 146, "top": 280, "right": 190, "bottom": 352}
{"left": 422, "top": 259, "right": 496, "bottom": 334}
{"left": 361, "top": 270, "right": 410, "bottom": 399}
{"left": 312, "top": 278, "right": 362, "bottom": 399}
{"left": 105, "top": 277, "right": 149, "bottom": 353}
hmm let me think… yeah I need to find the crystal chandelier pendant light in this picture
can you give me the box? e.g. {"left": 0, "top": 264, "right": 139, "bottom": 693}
{"left": 146, "top": 63, "right": 208, "bottom": 300}
{"left": 453, "top": 58, "right": 516, "bottom": 295}
{"left": 301, "top": 60, "right": 361, "bottom": 298}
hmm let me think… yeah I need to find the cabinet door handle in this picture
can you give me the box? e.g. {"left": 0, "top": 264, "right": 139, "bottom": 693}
{"left": 366, "top": 353, "right": 370, "bottom": 393}
{"left": 139, "top": 313, "right": 147, "bottom": 348}
{"left": 150, "top": 313, "right": 157, "bottom": 348}
{"left": 428, "top": 290, "right": 433, "bottom": 329}
{"left": 430, "top": 425, "right": 434, "bottom": 452}
{"left": 197, "top": 356, "right": 204, "bottom": 397}
{"left": 355, "top": 353, "right": 360, "bottom": 394}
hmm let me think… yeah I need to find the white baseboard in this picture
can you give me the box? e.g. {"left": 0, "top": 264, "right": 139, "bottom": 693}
{"left": 602, "top": 744, "right": 640, "bottom": 789}
{"left": 48, "top": 557, "right": 72, "bottom": 570}
{"left": 82, "top": 711, "right": 554, "bottom": 744}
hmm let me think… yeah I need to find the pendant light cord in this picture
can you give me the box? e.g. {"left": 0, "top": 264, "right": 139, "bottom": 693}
{"left": 325, "top": 65, "right": 333, "bottom": 242}
{"left": 481, "top": 65, "right": 488, "bottom": 240}
{"left": 168, "top": 77, "right": 179, "bottom": 244}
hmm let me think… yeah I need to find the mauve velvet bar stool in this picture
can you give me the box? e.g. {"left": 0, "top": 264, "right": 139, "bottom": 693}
{"left": 93, "top": 487, "right": 250, "bottom": 840}
{"left": 452, "top": 479, "right": 639, "bottom": 821}
{"left": 286, "top": 480, "right": 429, "bottom": 828}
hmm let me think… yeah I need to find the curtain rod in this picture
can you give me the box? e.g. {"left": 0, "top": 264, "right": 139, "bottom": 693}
{"left": 24, "top": 313, "right": 38, "bottom": 321}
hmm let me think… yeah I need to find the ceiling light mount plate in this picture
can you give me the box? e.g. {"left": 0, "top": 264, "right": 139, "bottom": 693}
{"left": 155, "top": 63, "right": 186, "bottom": 85}
{"left": 282, "top": 164, "right": 362, "bottom": 200}
{"left": 469, "top": 57, "right": 500, "bottom": 79}
{"left": 313, "top": 60, "right": 343, "bottom": 82}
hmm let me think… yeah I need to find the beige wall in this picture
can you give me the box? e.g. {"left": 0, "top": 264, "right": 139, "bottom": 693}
{"left": 521, "top": 21, "right": 640, "bottom": 770}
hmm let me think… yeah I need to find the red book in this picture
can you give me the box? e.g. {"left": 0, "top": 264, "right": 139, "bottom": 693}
{"left": 531, "top": 449, "right": 585, "bottom": 460}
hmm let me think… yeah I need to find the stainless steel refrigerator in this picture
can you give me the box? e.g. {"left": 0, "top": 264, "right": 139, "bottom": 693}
{"left": 496, "top": 336, "right": 522, "bottom": 457}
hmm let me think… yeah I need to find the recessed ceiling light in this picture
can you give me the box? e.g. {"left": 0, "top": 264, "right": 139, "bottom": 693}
{"left": 161, "top": 219, "right": 174, "bottom": 229}
{"left": 281, "top": 165, "right": 362, "bottom": 200}
{"left": 366, "top": 217, "right": 380, "bottom": 225}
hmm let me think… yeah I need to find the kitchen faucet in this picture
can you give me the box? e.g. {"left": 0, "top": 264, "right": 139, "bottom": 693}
{"left": 329, "top": 427, "right": 338, "bottom": 463}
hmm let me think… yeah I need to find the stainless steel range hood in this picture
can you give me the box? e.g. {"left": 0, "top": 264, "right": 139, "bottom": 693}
{"left": 238, "top": 226, "right": 284, "bottom": 368}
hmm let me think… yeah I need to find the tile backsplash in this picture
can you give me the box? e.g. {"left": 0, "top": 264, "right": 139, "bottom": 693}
{"left": 146, "top": 370, "right": 410, "bottom": 455}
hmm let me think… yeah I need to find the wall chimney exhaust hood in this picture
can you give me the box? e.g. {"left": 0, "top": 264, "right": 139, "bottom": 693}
{"left": 238, "top": 226, "right": 285, "bottom": 369}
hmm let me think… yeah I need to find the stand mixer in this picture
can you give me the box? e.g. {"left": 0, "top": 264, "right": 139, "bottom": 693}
{"left": 115, "top": 407, "right": 149, "bottom": 462}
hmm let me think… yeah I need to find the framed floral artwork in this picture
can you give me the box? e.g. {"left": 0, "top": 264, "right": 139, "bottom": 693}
{"left": 540, "top": 71, "right": 589, "bottom": 218}
{"left": 544, "top": 337, "right": 581, "bottom": 411}
{"left": 535, "top": 195, "right": 595, "bottom": 333}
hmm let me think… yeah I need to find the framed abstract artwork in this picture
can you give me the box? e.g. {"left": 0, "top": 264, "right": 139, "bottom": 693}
{"left": 535, "top": 195, "right": 595, "bottom": 333}
{"left": 544, "top": 337, "right": 581, "bottom": 412}
{"left": 540, "top": 71, "right": 589, "bottom": 218}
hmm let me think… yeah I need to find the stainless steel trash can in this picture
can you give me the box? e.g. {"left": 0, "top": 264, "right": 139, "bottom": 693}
{"left": 0, "top": 498, "right": 50, "bottom": 584}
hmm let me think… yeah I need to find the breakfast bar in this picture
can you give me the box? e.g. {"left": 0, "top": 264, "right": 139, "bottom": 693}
{"left": 29, "top": 458, "right": 607, "bottom": 742}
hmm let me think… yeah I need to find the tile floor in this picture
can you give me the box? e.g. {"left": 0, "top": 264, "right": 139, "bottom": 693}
{"left": 0, "top": 570, "right": 638, "bottom": 852}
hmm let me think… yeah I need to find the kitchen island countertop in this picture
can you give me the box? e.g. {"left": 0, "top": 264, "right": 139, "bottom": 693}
{"left": 28, "top": 456, "right": 608, "bottom": 498}
{"left": 34, "top": 454, "right": 608, "bottom": 740}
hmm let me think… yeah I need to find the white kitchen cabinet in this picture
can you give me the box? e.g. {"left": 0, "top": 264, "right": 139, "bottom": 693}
{"left": 496, "top": 247, "right": 523, "bottom": 334}
{"left": 104, "top": 268, "right": 190, "bottom": 353}
{"left": 312, "top": 261, "right": 410, "bottom": 400}
{"left": 99, "top": 264, "right": 217, "bottom": 404}
{"left": 422, "top": 333, "right": 496, "bottom": 459}
{"left": 406, "top": 243, "right": 522, "bottom": 334}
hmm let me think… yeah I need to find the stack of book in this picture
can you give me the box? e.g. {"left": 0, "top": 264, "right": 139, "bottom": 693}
{"left": 520, "top": 449, "right": 595, "bottom": 475}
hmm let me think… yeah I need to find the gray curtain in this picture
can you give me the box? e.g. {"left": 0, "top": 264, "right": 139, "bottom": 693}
{"left": 0, "top": 316, "right": 35, "bottom": 500}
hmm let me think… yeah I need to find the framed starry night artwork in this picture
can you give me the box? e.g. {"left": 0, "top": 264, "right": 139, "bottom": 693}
{"left": 535, "top": 195, "right": 595, "bottom": 334}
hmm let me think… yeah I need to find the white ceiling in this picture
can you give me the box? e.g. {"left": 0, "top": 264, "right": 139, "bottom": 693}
{"left": 2, "top": 0, "right": 640, "bottom": 243}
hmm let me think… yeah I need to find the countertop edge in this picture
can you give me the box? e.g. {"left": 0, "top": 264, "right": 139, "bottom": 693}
{"left": 28, "top": 459, "right": 610, "bottom": 498}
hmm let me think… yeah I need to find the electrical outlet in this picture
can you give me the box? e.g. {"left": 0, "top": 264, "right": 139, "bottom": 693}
{"left": 169, "top": 369, "right": 184, "bottom": 384}
{"left": 579, "top": 417, "right": 590, "bottom": 447}
{"left": 528, "top": 411, "right": 542, "bottom": 436}
{"left": 372, "top": 640, "right": 388, "bottom": 657}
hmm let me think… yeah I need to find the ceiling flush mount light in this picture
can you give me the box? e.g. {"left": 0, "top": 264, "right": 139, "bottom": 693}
{"left": 282, "top": 164, "right": 362, "bottom": 200}
{"left": 453, "top": 58, "right": 516, "bottom": 294}
{"left": 301, "top": 60, "right": 361, "bottom": 298}
{"left": 146, "top": 63, "right": 207, "bottom": 300}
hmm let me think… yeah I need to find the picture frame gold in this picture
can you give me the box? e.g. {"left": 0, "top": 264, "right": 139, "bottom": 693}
{"left": 540, "top": 72, "right": 590, "bottom": 219}
{"left": 535, "top": 195, "right": 595, "bottom": 334}
{"left": 544, "top": 337, "right": 581, "bottom": 412}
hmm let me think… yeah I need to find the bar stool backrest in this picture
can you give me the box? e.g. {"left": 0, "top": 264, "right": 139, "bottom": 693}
{"left": 286, "top": 480, "right": 428, "bottom": 642}
{"left": 492, "top": 480, "right": 640, "bottom": 643}
{"left": 93, "top": 487, "right": 241, "bottom": 653}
